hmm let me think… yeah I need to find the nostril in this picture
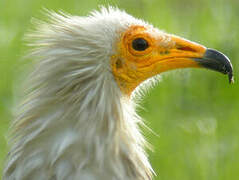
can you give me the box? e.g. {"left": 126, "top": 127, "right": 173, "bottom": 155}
{"left": 177, "top": 46, "right": 197, "bottom": 52}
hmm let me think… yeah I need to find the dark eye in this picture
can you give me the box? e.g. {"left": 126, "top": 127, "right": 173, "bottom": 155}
{"left": 132, "top": 38, "right": 149, "bottom": 51}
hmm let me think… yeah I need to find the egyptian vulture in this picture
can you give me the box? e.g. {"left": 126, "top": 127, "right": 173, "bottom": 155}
{"left": 3, "top": 7, "right": 233, "bottom": 180}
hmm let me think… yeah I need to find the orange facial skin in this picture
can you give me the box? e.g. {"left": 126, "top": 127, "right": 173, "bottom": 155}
{"left": 111, "top": 25, "right": 207, "bottom": 95}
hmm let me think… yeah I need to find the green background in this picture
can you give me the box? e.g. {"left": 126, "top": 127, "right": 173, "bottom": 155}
{"left": 0, "top": 0, "right": 239, "bottom": 179}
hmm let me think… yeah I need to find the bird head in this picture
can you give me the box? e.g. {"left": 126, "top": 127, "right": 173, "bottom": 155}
{"left": 111, "top": 25, "right": 234, "bottom": 95}
{"left": 29, "top": 7, "right": 233, "bottom": 98}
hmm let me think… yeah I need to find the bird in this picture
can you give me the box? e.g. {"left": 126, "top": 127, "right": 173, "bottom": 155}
{"left": 3, "top": 6, "right": 233, "bottom": 180}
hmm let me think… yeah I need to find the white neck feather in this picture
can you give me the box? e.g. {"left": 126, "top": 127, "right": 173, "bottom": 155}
{"left": 3, "top": 7, "right": 154, "bottom": 180}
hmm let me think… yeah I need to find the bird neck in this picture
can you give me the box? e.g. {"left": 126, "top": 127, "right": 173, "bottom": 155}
{"left": 5, "top": 75, "right": 153, "bottom": 180}
{"left": 59, "top": 81, "right": 154, "bottom": 179}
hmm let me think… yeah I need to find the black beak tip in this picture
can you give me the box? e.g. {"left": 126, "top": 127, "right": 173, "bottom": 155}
{"left": 195, "top": 48, "right": 234, "bottom": 84}
{"left": 228, "top": 71, "right": 234, "bottom": 84}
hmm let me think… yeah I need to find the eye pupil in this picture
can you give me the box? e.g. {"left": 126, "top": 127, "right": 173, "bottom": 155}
{"left": 132, "top": 38, "right": 149, "bottom": 51}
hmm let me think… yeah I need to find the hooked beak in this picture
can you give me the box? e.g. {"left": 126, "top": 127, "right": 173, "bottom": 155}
{"left": 155, "top": 35, "right": 234, "bottom": 83}
{"left": 193, "top": 48, "right": 234, "bottom": 83}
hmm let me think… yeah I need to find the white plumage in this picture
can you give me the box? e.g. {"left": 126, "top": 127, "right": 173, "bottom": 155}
{"left": 3, "top": 6, "right": 233, "bottom": 180}
{"left": 4, "top": 7, "right": 153, "bottom": 180}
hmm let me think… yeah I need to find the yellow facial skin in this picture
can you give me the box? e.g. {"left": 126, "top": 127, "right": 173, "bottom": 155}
{"left": 111, "top": 25, "right": 207, "bottom": 95}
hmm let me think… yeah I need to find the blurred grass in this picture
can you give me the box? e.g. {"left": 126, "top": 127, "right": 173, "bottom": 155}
{"left": 0, "top": 0, "right": 239, "bottom": 179}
